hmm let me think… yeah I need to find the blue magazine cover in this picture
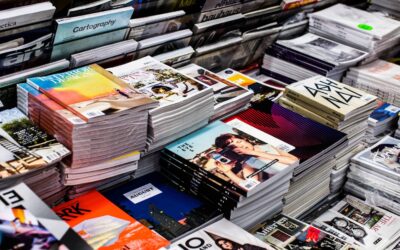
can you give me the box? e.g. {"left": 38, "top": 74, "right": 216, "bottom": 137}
{"left": 101, "top": 172, "right": 220, "bottom": 240}
{"left": 369, "top": 103, "right": 400, "bottom": 125}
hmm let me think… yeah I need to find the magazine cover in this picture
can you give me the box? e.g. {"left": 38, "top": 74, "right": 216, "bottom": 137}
{"left": 277, "top": 33, "right": 367, "bottom": 66}
{"left": 217, "top": 68, "right": 284, "bottom": 103}
{"left": 101, "top": 172, "right": 220, "bottom": 240}
{"left": 352, "top": 60, "right": 400, "bottom": 86}
{"left": 224, "top": 100, "right": 347, "bottom": 163}
{"left": 368, "top": 103, "right": 400, "bottom": 125}
{"left": 0, "top": 182, "right": 92, "bottom": 250}
{"left": 166, "top": 120, "right": 298, "bottom": 192}
{"left": 314, "top": 195, "right": 400, "bottom": 249}
{"left": 27, "top": 64, "right": 156, "bottom": 122}
{"left": 53, "top": 7, "right": 133, "bottom": 44}
{"left": 108, "top": 56, "right": 210, "bottom": 107}
{"left": 285, "top": 75, "right": 377, "bottom": 119}
{"left": 178, "top": 64, "right": 251, "bottom": 109}
{"left": 53, "top": 190, "right": 169, "bottom": 250}
{"left": 0, "top": 108, "right": 70, "bottom": 179}
{"left": 352, "top": 136, "right": 400, "bottom": 177}
{"left": 250, "top": 214, "right": 356, "bottom": 249}
{"left": 164, "top": 218, "right": 274, "bottom": 250}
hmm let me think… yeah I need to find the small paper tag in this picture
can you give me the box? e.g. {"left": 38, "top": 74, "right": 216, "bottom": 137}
{"left": 124, "top": 183, "right": 162, "bottom": 204}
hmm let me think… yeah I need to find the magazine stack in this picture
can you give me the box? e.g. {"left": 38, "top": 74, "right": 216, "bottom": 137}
{"left": 279, "top": 75, "right": 377, "bottom": 211}
{"left": 178, "top": 63, "right": 253, "bottom": 120}
{"left": 365, "top": 103, "right": 400, "bottom": 145}
{"left": 312, "top": 195, "right": 400, "bottom": 250}
{"left": 250, "top": 214, "right": 360, "bottom": 249}
{"left": 343, "top": 59, "right": 400, "bottom": 107}
{"left": 369, "top": 0, "right": 400, "bottom": 19}
{"left": 16, "top": 65, "right": 157, "bottom": 188}
{"left": 108, "top": 56, "right": 214, "bottom": 153}
{"left": 308, "top": 4, "right": 400, "bottom": 62}
{"left": 262, "top": 33, "right": 367, "bottom": 83}
{"left": 0, "top": 107, "right": 69, "bottom": 205}
{"left": 345, "top": 136, "right": 400, "bottom": 215}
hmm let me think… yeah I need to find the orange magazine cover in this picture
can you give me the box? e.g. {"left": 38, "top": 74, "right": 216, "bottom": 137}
{"left": 53, "top": 190, "right": 169, "bottom": 250}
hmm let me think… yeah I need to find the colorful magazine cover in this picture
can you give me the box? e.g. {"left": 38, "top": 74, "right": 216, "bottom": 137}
{"left": 27, "top": 64, "right": 156, "bottom": 122}
{"left": 164, "top": 218, "right": 275, "bottom": 250}
{"left": 223, "top": 101, "right": 347, "bottom": 163}
{"left": 101, "top": 172, "right": 220, "bottom": 240}
{"left": 108, "top": 56, "right": 210, "bottom": 107}
{"left": 368, "top": 103, "right": 400, "bottom": 125}
{"left": 0, "top": 182, "right": 92, "bottom": 250}
{"left": 166, "top": 120, "right": 298, "bottom": 192}
{"left": 53, "top": 190, "right": 169, "bottom": 250}
{"left": 0, "top": 108, "right": 70, "bottom": 179}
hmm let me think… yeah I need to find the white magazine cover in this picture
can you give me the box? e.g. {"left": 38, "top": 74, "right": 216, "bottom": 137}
{"left": 107, "top": 56, "right": 212, "bottom": 110}
{"left": 352, "top": 135, "right": 400, "bottom": 180}
{"left": 164, "top": 218, "right": 275, "bottom": 250}
{"left": 349, "top": 59, "right": 400, "bottom": 87}
{"left": 277, "top": 33, "right": 368, "bottom": 67}
{"left": 309, "top": 4, "right": 400, "bottom": 39}
{"left": 313, "top": 195, "right": 400, "bottom": 249}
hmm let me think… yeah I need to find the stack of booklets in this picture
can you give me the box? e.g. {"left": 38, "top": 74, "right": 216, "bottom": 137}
{"left": 345, "top": 136, "right": 400, "bottom": 215}
{"left": 249, "top": 213, "right": 360, "bottom": 249}
{"left": 312, "top": 195, "right": 400, "bottom": 250}
{"left": 177, "top": 63, "right": 253, "bottom": 120}
{"left": 17, "top": 64, "right": 157, "bottom": 185}
{"left": 101, "top": 172, "right": 222, "bottom": 241}
{"left": 0, "top": 182, "right": 92, "bottom": 250}
{"left": 135, "top": 151, "right": 161, "bottom": 178}
{"left": 308, "top": 4, "right": 400, "bottom": 61}
{"left": 369, "top": 0, "right": 400, "bottom": 19}
{"left": 108, "top": 56, "right": 214, "bottom": 153}
{"left": 365, "top": 103, "right": 400, "bottom": 145}
{"left": 161, "top": 100, "right": 348, "bottom": 226}
{"left": 343, "top": 59, "right": 400, "bottom": 107}
{"left": 53, "top": 189, "right": 170, "bottom": 249}
{"left": 0, "top": 107, "right": 69, "bottom": 203}
{"left": 164, "top": 218, "right": 276, "bottom": 250}
{"left": 262, "top": 33, "right": 367, "bottom": 83}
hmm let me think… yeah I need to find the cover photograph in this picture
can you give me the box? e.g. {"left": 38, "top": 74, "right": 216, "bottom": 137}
{"left": 108, "top": 56, "right": 211, "bottom": 108}
{"left": 166, "top": 120, "right": 298, "bottom": 193}
{"left": 53, "top": 190, "right": 169, "bottom": 250}
{"left": 164, "top": 218, "right": 275, "bottom": 250}
{"left": 0, "top": 108, "right": 70, "bottom": 179}
{"left": 27, "top": 64, "right": 156, "bottom": 122}
{"left": 0, "top": 182, "right": 92, "bottom": 250}
{"left": 101, "top": 172, "right": 220, "bottom": 240}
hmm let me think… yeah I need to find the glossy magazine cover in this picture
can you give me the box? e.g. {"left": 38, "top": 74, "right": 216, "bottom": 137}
{"left": 368, "top": 103, "right": 400, "bottom": 124}
{"left": 27, "top": 65, "right": 155, "bottom": 121}
{"left": 53, "top": 190, "right": 169, "bottom": 250}
{"left": 224, "top": 100, "right": 347, "bottom": 163}
{"left": 164, "top": 218, "right": 274, "bottom": 250}
{"left": 166, "top": 120, "right": 298, "bottom": 192}
{"left": 0, "top": 182, "right": 92, "bottom": 250}
{"left": 101, "top": 172, "right": 220, "bottom": 240}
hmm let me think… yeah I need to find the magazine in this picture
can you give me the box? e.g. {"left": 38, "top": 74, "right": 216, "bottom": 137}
{"left": 0, "top": 108, "right": 69, "bottom": 179}
{"left": 0, "top": 182, "right": 92, "bottom": 249}
{"left": 53, "top": 190, "right": 169, "bottom": 249}
{"left": 164, "top": 218, "right": 274, "bottom": 250}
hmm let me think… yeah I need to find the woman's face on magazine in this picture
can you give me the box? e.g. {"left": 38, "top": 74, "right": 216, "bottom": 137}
{"left": 228, "top": 138, "right": 254, "bottom": 150}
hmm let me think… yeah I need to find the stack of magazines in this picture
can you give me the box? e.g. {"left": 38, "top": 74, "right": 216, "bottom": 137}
{"left": 365, "top": 103, "right": 400, "bottom": 145}
{"left": 262, "top": 33, "right": 367, "bottom": 83}
{"left": 369, "top": 0, "right": 400, "bottom": 20}
{"left": 17, "top": 65, "right": 157, "bottom": 186}
{"left": 312, "top": 195, "right": 400, "bottom": 250}
{"left": 250, "top": 213, "right": 359, "bottom": 249}
{"left": 343, "top": 59, "right": 400, "bottom": 107}
{"left": 108, "top": 56, "right": 214, "bottom": 153}
{"left": 308, "top": 4, "right": 400, "bottom": 60}
{"left": 177, "top": 63, "right": 253, "bottom": 120}
{"left": 345, "top": 136, "right": 400, "bottom": 215}
{"left": 0, "top": 107, "right": 69, "bottom": 205}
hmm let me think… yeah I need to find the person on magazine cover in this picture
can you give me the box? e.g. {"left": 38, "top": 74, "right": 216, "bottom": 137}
{"left": 214, "top": 237, "right": 266, "bottom": 250}
{"left": 370, "top": 143, "right": 400, "bottom": 171}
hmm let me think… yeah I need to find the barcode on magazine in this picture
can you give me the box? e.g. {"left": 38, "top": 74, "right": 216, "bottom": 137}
{"left": 240, "top": 178, "right": 260, "bottom": 190}
{"left": 68, "top": 117, "right": 85, "bottom": 124}
{"left": 83, "top": 110, "right": 104, "bottom": 119}
{"left": 385, "top": 105, "right": 400, "bottom": 113}
{"left": 55, "top": 147, "right": 70, "bottom": 157}
{"left": 43, "top": 153, "right": 59, "bottom": 163}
